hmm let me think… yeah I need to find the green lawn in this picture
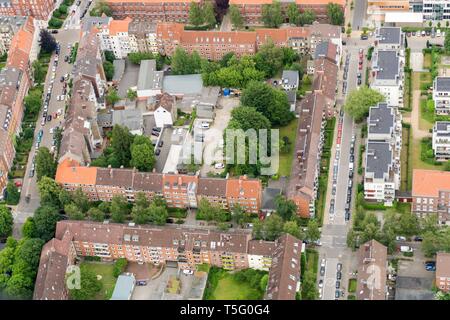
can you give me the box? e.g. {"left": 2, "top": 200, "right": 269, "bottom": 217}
{"left": 348, "top": 279, "right": 357, "bottom": 293}
{"left": 305, "top": 249, "right": 319, "bottom": 276}
{"left": 81, "top": 262, "right": 117, "bottom": 300}
{"left": 208, "top": 273, "right": 262, "bottom": 300}
{"left": 423, "top": 52, "right": 432, "bottom": 69}
{"left": 411, "top": 137, "right": 443, "bottom": 171}
{"left": 277, "top": 119, "right": 298, "bottom": 177}
{"left": 400, "top": 127, "right": 411, "bottom": 192}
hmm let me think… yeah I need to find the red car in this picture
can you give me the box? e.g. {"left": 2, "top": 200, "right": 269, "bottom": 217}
{"left": 15, "top": 181, "right": 22, "bottom": 187}
{"left": 358, "top": 64, "right": 363, "bottom": 70}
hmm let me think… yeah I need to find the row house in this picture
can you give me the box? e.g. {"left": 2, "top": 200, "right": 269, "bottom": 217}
{"left": 432, "top": 121, "right": 450, "bottom": 161}
{"left": 34, "top": 220, "right": 301, "bottom": 300}
{"left": 364, "top": 103, "right": 402, "bottom": 206}
{"left": 105, "top": 0, "right": 201, "bottom": 22}
{"left": 370, "top": 49, "right": 405, "bottom": 108}
{"left": 433, "top": 76, "right": 450, "bottom": 115}
{"left": 55, "top": 159, "right": 263, "bottom": 213}
{"left": 0, "top": 15, "right": 27, "bottom": 54}
{"left": 228, "top": 0, "right": 345, "bottom": 26}
{"left": 156, "top": 22, "right": 341, "bottom": 60}
{"left": 0, "top": 0, "right": 54, "bottom": 20}
{"left": 412, "top": 169, "right": 450, "bottom": 224}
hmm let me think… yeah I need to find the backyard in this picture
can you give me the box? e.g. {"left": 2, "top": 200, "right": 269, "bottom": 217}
{"left": 277, "top": 119, "right": 298, "bottom": 177}
{"left": 81, "top": 262, "right": 117, "bottom": 300}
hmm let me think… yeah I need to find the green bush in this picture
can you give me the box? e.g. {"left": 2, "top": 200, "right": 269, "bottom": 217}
{"left": 48, "top": 18, "right": 63, "bottom": 29}
{"left": 113, "top": 258, "right": 128, "bottom": 278}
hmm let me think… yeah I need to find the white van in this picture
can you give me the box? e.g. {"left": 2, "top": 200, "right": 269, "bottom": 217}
{"left": 201, "top": 122, "right": 210, "bottom": 129}
{"left": 400, "top": 246, "right": 413, "bottom": 253}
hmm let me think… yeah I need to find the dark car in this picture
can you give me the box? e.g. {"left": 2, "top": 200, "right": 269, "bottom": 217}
{"left": 151, "top": 131, "right": 160, "bottom": 137}
{"left": 155, "top": 149, "right": 161, "bottom": 156}
{"left": 350, "top": 155, "right": 355, "bottom": 163}
{"left": 335, "top": 290, "right": 340, "bottom": 299}
{"left": 64, "top": 55, "right": 69, "bottom": 62}
{"left": 153, "top": 127, "right": 162, "bottom": 132}
{"left": 336, "top": 271, "right": 342, "bottom": 280}
{"left": 357, "top": 78, "right": 362, "bottom": 85}
{"left": 158, "top": 141, "right": 164, "bottom": 147}
{"left": 347, "top": 188, "right": 352, "bottom": 196}
{"left": 414, "top": 236, "right": 423, "bottom": 242}
{"left": 60, "top": 76, "right": 65, "bottom": 82}
{"left": 335, "top": 281, "right": 341, "bottom": 289}
{"left": 51, "top": 29, "right": 59, "bottom": 34}
{"left": 320, "top": 266, "right": 325, "bottom": 276}
{"left": 349, "top": 170, "right": 354, "bottom": 179}
{"left": 345, "top": 210, "right": 350, "bottom": 221}
{"left": 47, "top": 115, "right": 52, "bottom": 122}
{"left": 360, "top": 34, "right": 368, "bottom": 40}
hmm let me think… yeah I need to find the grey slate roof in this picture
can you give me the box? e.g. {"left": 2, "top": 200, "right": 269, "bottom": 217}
{"left": 287, "top": 90, "right": 297, "bottom": 104}
{"left": 435, "top": 77, "right": 450, "bottom": 92}
{"left": 163, "top": 74, "right": 203, "bottom": 95}
{"left": 82, "top": 16, "right": 111, "bottom": 33}
{"left": 137, "top": 60, "right": 163, "bottom": 91}
{"left": 366, "top": 142, "right": 392, "bottom": 179}
{"left": 112, "top": 109, "right": 143, "bottom": 132}
{"left": 281, "top": 70, "right": 299, "bottom": 88}
{"left": 314, "top": 41, "right": 332, "bottom": 60}
{"left": 378, "top": 27, "right": 401, "bottom": 45}
{"left": 368, "top": 103, "right": 394, "bottom": 135}
{"left": 434, "top": 121, "right": 450, "bottom": 136}
{"left": 375, "top": 50, "right": 399, "bottom": 80}
{"left": 110, "top": 274, "right": 135, "bottom": 300}
{"left": 112, "top": 59, "right": 125, "bottom": 82}
{"left": 262, "top": 188, "right": 281, "bottom": 211}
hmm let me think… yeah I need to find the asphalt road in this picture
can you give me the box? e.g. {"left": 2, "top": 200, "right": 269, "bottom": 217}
{"left": 12, "top": 0, "right": 90, "bottom": 235}
{"left": 352, "top": 0, "right": 368, "bottom": 31}
{"left": 319, "top": 38, "right": 368, "bottom": 300}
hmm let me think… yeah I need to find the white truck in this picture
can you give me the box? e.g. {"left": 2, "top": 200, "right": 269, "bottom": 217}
{"left": 400, "top": 246, "right": 413, "bottom": 253}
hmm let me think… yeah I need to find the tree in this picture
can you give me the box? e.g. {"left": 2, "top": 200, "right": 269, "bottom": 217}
{"left": 263, "top": 214, "right": 284, "bottom": 241}
{"left": 240, "top": 80, "right": 294, "bottom": 126}
{"left": 189, "top": 3, "right": 204, "bottom": 26}
{"left": 204, "top": 2, "right": 216, "bottom": 27}
{"left": 65, "top": 203, "right": 85, "bottom": 221}
{"left": 229, "top": 4, "right": 244, "bottom": 29}
{"left": 131, "top": 193, "right": 150, "bottom": 224}
{"left": 298, "top": 9, "right": 316, "bottom": 26}
{"left": 260, "top": 274, "right": 269, "bottom": 292}
{"left": 39, "top": 29, "right": 57, "bottom": 53}
{"left": 88, "top": 207, "right": 105, "bottom": 222}
{"left": 103, "top": 61, "right": 115, "bottom": 81}
{"left": 445, "top": 31, "right": 450, "bottom": 52}
{"left": 104, "top": 50, "right": 115, "bottom": 63}
{"left": 261, "top": 2, "right": 283, "bottom": 28}
{"left": 287, "top": 3, "right": 300, "bottom": 25}
{"left": 58, "top": 189, "right": 72, "bottom": 208}
{"left": 130, "top": 137, "right": 155, "bottom": 172}
{"left": 231, "top": 204, "right": 245, "bottom": 227}
{"left": 5, "top": 182, "right": 20, "bottom": 205}
{"left": 343, "top": 86, "right": 385, "bottom": 122}
{"left": 90, "top": 1, "right": 112, "bottom": 17}
{"left": 69, "top": 264, "right": 103, "bottom": 300}
{"left": 302, "top": 270, "right": 319, "bottom": 300}
{"left": 98, "top": 202, "right": 111, "bottom": 214}
{"left": 0, "top": 206, "right": 13, "bottom": 239}
{"left": 275, "top": 195, "right": 297, "bottom": 221}
{"left": 72, "top": 188, "right": 90, "bottom": 213}
{"left": 172, "top": 47, "right": 202, "bottom": 75}
{"left": 305, "top": 219, "right": 321, "bottom": 243}
{"left": 254, "top": 40, "right": 284, "bottom": 78}
{"left": 113, "top": 258, "right": 128, "bottom": 278}
{"left": 22, "top": 218, "right": 37, "bottom": 238}
{"left": 326, "top": 3, "right": 345, "bottom": 26}
{"left": 127, "top": 89, "right": 137, "bottom": 101}
{"left": 25, "top": 88, "right": 42, "bottom": 116}
{"left": 106, "top": 87, "right": 120, "bottom": 106}
{"left": 32, "top": 60, "right": 46, "bottom": 85}
{"left": 33, "top": 205, "right": 60, "bottom": 242}
{"left": 36, "top": 147, "right": 57, "bottom": 181}
{"left": 283, "top": 220, "right": 304, "bottom": 239}
{"left": 37, "top": 177, "right": 62, "bottom": 208}
{"left": 111, "top": 125, "right": 133, "bottom": 167}
{"left": 148, "top": 203, "right": 168, "bottom": 225}
{"left": 228, "top": 106, "right": 271, "bottom": 131}
{"left": 110, "top": 195, "right": 130, "bottom": 223}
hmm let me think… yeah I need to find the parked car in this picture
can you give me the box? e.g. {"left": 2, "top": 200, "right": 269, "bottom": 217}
{"left": 47, "top": 115, "right": 52, "bottom": 122}
{"left": 396, "top": 236, "right": 406, "bottom": 241}
{"left": 320, "top": 266, "right": 325, "bottom": 276}
{"left": 337, "top": 263, "right": 342, "bottom": 271}
{"left": 214, "top": 163, "right": 225, "bottom": 169}
{"left": 152, "top": 127, "right": 162, "bottom": 132}
{"left": 151, "top": 131, "right": 159, "bottom": 137}
{"left": 400, "top": 245, "right": 413, "bottom": 253}
{"left": 414, "top": 236, "right": 423, "bottom": 242}
{"left": 335, "top": 290, "right": 340, "bottom": 299}
{"left": 155, "top": 149, "right": 161, "bottom": 156}
{"left": 345, "top": 210, "right": 350, "bottom": 221}
{"left": 336, "top": 271, "right": 342, "bottom": 280}
{"left": 64, "top": 55, "right": 69, "bottom": 62}
{"left": 51, "top": 29, "right": 58, "bottom": 34}
{"left": 318, "top": 279, "right": 323, "bottom": 288}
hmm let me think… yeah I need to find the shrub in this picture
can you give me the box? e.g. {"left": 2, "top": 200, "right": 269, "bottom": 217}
{"left": 113, "top": 258, "right": 128, "bottom": 278}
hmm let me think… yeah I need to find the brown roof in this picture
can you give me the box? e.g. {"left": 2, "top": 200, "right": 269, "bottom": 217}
{"left": 226, "top": 175, "right": 262, "bottom": 199}
{"left": 132, "top": 172, "right": 163, "bottom": 192}
{"left": 412, "top": 169, "right": 450, "bottom": 198}
{"left": 96, "top": 167, "right": 135, "bottom": 188}
{"left": 265, "top": 234, "right": 302, "bottom": 300}
{"left": 313, "top": 58, "right": 338, "bottom": 104}
{"left": 155, "top": 92, "right": 175, "bottom": 112}
{"left": 248, "top": 240, "right": 277, "bottom": 256}
{"left": 55, "top": 158, "right": 98, "bottom": 186}
{"left": 197, "top": 178, "right": 227, "bottom": 197}
{"left": 356, "top": 240, "right": 387, "bottom": 300}
{"left": 436, "top": 252, "right": 450, "bottom": 280}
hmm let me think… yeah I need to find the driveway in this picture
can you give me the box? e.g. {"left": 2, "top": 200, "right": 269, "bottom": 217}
{"left": 117, "top": 59, "right": 139, "bottom": 97}
{"left": 132, "top": 267, "right": 178, "bottom": 300}
{"left": 410, "top": 52, "right": 424, "bottom": 72}
{"left": 411, "top": 90, "right": 431, "bottom": 140}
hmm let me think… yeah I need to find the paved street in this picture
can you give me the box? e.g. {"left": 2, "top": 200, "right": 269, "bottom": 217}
{"left": 319, "top": 38, "right": 368, "bottom": 300}
{"left": 12, "top": 0, "right": 90, "bottom": 236}
{"left": 352, "top": 0, "right": 368, "bottom": 30}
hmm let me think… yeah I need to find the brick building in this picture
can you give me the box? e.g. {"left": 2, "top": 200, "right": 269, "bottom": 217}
{"left": 436, "top": 252, "right": 450, "bottom": 292}
{"left": 105, "top": 0, "right": 201, "bottom": 22}
{"left": 0, "top": 0, "right": 55, "bottom": 20}
{"left": 33, "top": 220, "right": 301, "bottom": 300}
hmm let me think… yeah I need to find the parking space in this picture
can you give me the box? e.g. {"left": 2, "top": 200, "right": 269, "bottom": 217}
{"left": 132, "top": 266, "right": 178, "bottom": 300}
{"left": 154, "top": 128, "right": 173, "bottom": 173}
{"left": 199, "top": 96, "right": 238, "bottom": 176}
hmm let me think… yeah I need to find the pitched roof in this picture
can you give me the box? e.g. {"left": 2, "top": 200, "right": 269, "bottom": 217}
{"left": 197, "top": 178, "right": 227, "bottom": 197}
{"left": 108, "top": 17, "right": 132, "bottom": 35}
{"left": 356, "top": 240, "right": 387, "bottom": 300}
{"left": 412, "top": 169, "right": 450, "bottom": 197}
{"left": 436, "top": 252, "right": 450, "bottom": 280}
{"left": 132, "top": 172, "right": 163, "bottom": 192}
{"left": 55, "top": 158, "right": 98, "bottom": 186}
{"left": 96, "top": 167, "right": 134, "bottom": 187}
{"left": 226, "top": 176, "right": 262, "bottom": 199}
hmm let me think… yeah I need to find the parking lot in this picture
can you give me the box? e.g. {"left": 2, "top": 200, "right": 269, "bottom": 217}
{"left": 199, "top": 96, "right": 239, "bottom": 176}
{"left": 154, "top": 128, "right": 173, "bottom": 173}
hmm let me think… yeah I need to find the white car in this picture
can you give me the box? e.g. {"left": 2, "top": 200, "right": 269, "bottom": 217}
{"left": 182, "top": 269, "right": 194, "bottom": 275}
{"left": 201, "top": 122, "right": 210, "bottom": 129}
{"left": 41, "top": 118, "right": 46, "bottom": 126}
{"left": 320, "top": 259, "right": 326, "bottom": 268}
{"left": 214, "top": 163, "right": 224, "bottom": 169}
{"left": 50, "top": 127, "right": 54, "bottom": 134}
{"left": 396, "top": 236, "right": 406, "bottom": 241}
{"left": 57, "top": 108, "right": 62, "bottom": 115}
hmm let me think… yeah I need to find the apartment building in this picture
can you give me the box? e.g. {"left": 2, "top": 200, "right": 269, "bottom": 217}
{"left": 34, "top": 220, "right": 301, "bottom": 300}
{"left": 156, "top": 22, "right": 341, "bottom": 60}
{"left": 97, "top": 17, "right": 138, "bottom": 59}
{"left": 228, "top": 0, "right": 345, "bottom": 25}
{"left": 412, "top": 169, "right": 450, "bottom": 224}
{"left": 367, "top": 0, "right": 410, "bottom": 23}
{"left": 432, "top": 121, "right": 450, "bottom": 161}
{"left": 128, "top": 19, "right": 158, "bottom": 54}
{"left": 287, "top": 92, "right": 327, "bottom": 218}
{"left": 433, "top": 76, "right": 450, "bottom": 115}
{"left": 436, "top": 252, "right": 450, "bottom": 292}
{"left": 374, "top": 27, "right": 404, "bottom": 50}
{"left": 0, "top": 17, "right": 34, "bottom": 197}
{"left": 105, "top": 0, "right": 201, "bottom": 22}
{"left": 0, "top": 0, "right": 54, "bottom": 20}
{"left": 364, "top": 103, "right": 402, "bottom": 205}
{"left": 422, "top": 0, "right": 450, "bottom": 21}
{"left": 312, "top": 57, "right": 338, "bottom": 116}
{"left": 55, "top": 159, "right": 263, "bottom": 213}
{"left": 0, "top": 15, "right": 26, "bottom": 54}
{"left": 356, "top": 240, "right": 388, "bottom": 300}
{"left": 370, "top": 49, "right": 404, "bottom": 108}
{"left": 247, "top": 240, "right": 276, "bottom": 271}
{"left": 265, "top": 234, "right": 302, "bottom": 300}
